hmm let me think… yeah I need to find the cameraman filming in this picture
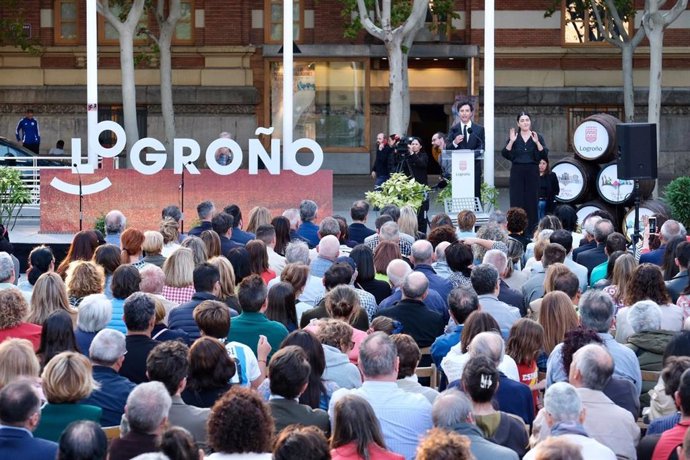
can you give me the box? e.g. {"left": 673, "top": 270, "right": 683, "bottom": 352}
{"left": 396, "top": 136, "right": 429, "bottom": 233}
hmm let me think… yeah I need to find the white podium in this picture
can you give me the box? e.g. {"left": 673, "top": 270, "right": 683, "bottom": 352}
{"left": 440, "top": 149, "right": 483, "bottom": 199}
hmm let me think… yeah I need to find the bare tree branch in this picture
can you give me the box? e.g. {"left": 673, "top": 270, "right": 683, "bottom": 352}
{"left": 401, "top": 0, "right": 429, "bottom": 37}
{"left": 662, "top": 0, "right": 688, "bottom": 26}
{"left": 356, "top": 0, "right": 384, "bottom": 39}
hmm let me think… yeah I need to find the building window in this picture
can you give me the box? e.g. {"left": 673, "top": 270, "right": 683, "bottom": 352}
{"left": 55, "top": 0, "right": 79, "bottom": 44}
{"left": 268, "top": 60, "right": 368, "bottom": 150}
{"left": 98, "top": 6, "right": 149, "bottom": 45}
{"left": 265, "top": 0, "right": 302, "bottom": 44}
{"left": 173, "top": 1, "right": 194, "bottom": 44}
{"left": 563, "top": 1, "right": 631, "bottom": 45}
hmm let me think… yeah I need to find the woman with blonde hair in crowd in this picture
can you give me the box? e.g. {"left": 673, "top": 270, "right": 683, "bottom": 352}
{"left": 539, "top": 291, "right": 579, "bottom": 356}
{"left": 65, "top": 260, "right": 104, "bottom": 308}
{"left": 34, "top": 351, "right": 101, "bottom": 442}
{"left": 399, "top": 205, "right": 422, "bottom": 240}
{"left": 141, "top": 230, "right": 166, "bottom": 268}
{"left": 159, "top": 217, "right": 181, "bottom": 257}
{"left": 208, "top": 256, "right": 241, "bottom": 312}
{"left": 246, "top": 206, "right": 272, "bottom": 235}
{"left": 615, "top": 263, "right": 682, "bottom": 343}
{"left": 161, "top": 247, "right": 196, "bottom": 305}
{"left": 181, "top": 235, "right": 208, "bottom": 267}
{"left": 120, "top": 227, "right": 149, "bottom": 269}
{"left": 602, "top": 253, "right": 637, "bottom": 312}
{"left": 200, "top": 230, "right": 222, "bottom": 258}
{"left": 529, "top": 262, "right": 573, "bottom": 320}
{"left": 0, "top": 338, "right": 43, "bottom": 397}
{"left": 28, "top": 272, "right": 77, "bottom": 326}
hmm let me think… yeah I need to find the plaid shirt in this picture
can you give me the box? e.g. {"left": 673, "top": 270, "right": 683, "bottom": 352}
{"left": 162, "top": 285, "right": 196, "bottom": 305}
{"left": 365, "top": 236, "right": 412, "bottom": 257}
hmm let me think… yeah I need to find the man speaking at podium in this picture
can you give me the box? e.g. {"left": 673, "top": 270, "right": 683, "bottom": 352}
{"left": 446, "top": 101, "right": 485, "bottom": 198}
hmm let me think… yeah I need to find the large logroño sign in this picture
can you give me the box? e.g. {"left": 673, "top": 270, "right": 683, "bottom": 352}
{"left": 50, "top": 123, "right": 324, "bottom": 195}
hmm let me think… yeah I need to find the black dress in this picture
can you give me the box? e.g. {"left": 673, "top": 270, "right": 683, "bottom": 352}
{"left": 396, "top": 149, "right": 429, "bottom": 232}
{"left": 501, "top": 134, "right": 548, "bottom": 233}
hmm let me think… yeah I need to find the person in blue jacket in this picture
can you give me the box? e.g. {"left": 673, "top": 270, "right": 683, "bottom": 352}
{"left": 16, "top": 109, "right": 41, "bottom": 154}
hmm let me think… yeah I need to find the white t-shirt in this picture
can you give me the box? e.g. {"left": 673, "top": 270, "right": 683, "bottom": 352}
{"left": 225, "top": 341, "right": 261, "bottom": 387}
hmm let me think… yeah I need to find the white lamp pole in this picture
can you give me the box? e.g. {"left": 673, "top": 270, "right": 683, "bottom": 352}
{"left": 483, "top": 0, "right": 495, "bottom": 187}
{"left": 282, "top": 0, "right": 294, "bottom": 170}
{"left": 86, "top": 0, "right": 98, "bottom": 167}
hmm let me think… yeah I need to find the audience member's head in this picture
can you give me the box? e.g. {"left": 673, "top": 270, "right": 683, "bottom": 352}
{"left": 593, "top": 219, "right": 614, "bottom": 244}
{"left": 330, "top": 394, "right": 387, "bottom": 457}
{"left": 269, "top": 345, "right": 311, "bottom": 399}
{"left": 192, "top": 261, "right": 220, "bottom": 294}
{"left": 358, "top": 332, "right": 398, "bottom": 379}
{"left": 42, "top": 351, "right": 98, "bottom": 404}
{"left": 579, "top": 289, "right": 616, "bottom": 333}
{"left": 273, "top": 425, "right": 330, "bottom": 460}
{"left": 323, "top": 263, "right": 354, "bottom": 290}
{"left": 432, "top": 389, "right": 474, "bottom": 428}
{"left": 237, "top": 274, "right": 267, "bottom": 312}
{"left": 0, "top": 379, "right": 41, "bottom": 429}
{"left": 445, "top": 242, "right": 473, "bottom": 277}
{"left": 410, "top": 240, "right": 434, "bottom": 266}
{"left": 299, "top": 200, "right": 318, "bottom": 223}
{"left": 193, "top": 300, "right": 232, "bottom": 338}
{"left": 186, "top": 336, "right": 235, "bottom": 394}
{"left": 569, "top": 343, "right": 614, "bottom": 391}
{"left": 460, "top": 311, "right": 500, "bottom": 354}
{"left": 462, "top": 355, "right": 499, "bottom": 403}
{"left": 142, "top": 231, "right": 164, "bottom": 256}
{"left": 628, "top": 300, "right": 662, "bottom": 334}
{"left": 447, "top": 287, "right": 479, "bottom": 325}
{"left": 123, "top": 292, "right": 156, "bottom": 333}
{"left": 415, "top": 428, "right": 473, "bottom": 460}
{"left": 207, "top": 387, "right": 273, "bottom": 455}
{"left": 66, "top": 260, "right": 105, "bottom": 299}
{"left": 542, "top": 243, "right": 567, "bottom": 268}
{"left": 125, "top": 381, "right": 172, "bottom": 435}
{"left": 92, "top": 244, "right": 121, "bottom": 276}
{"left": 506, "top": 207, "right": 529, "bottom": 235}
{"left": 531, "top": 436, "right": 584, "bottom": 460}
{"left": 139, "top": 265, "right": 165, "bottom": 295}
{"left": 111, "top": 264, "right": 141, "bottom": 300}
{"left": 146, "top": 341, "right": 189, "bottom": 396}
{"left": 161, "top": 205, "right": 182, "bottom": 223}
{"left": 196, "top": 200, "right": 215, "bottom": 221}
{"left": 470, "top": 263, "right": 499, "bottom": 296}
{"left": 457, "top": 210, "right": 477, "bottom": 232}
{"left": 57, "top": 420, "right": 107, "bottom": 460}
{"left": 391, "top": 333, "right": 422, "bottom": 379}
{"left": 89, "top": 329, "right": 126, "bottom": 367}
{"left": 350, "top": 200, "right": 370, "bottom": 222}
{"left": 105, "top": 210, "right": 126, "bottom": 235}
{"left": 0, "top": 339, "right": 40, "bottom": 389}
{"left": 543, "top": 381, "right": 584, "bottom": 428}
{"left": 158, "top": 426, "right": 201, "bottom": 460}
{"left": 28, "top": 272, "right": 74, "bottom": 325}
{"left": 37, "top": 310, "right": 79, "bottom": 367}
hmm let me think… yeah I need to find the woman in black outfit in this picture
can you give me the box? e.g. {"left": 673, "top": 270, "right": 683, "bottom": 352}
{"left": 501, "top": 112, "right": 548, "bottom": 233}
{"left": 349, "top": 244, "right": 391, "bottom": 304}
{"left": 398, "top": 137, "right": 429, "bottom": 233}
{"left": 538, "top": 157, "right": 560, "bottom": 220}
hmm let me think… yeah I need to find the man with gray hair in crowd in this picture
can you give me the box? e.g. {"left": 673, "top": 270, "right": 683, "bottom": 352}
{"left": 104, "top": 210, "right": 126, "bottom": 247}
{"left": 526, "top": 382, "right": 615, "bottom": 460}
{"left": 471, "top": 263, "right": 521, "bottom": 330}
{"left": 432, "top": 390, "right": 518, "bottom": 459}
{"left": 82, "top": 329, "right": 135, "bottom": 427}
{"left": 572, "top": 214, "right": 602, "bottom": 262}
{"left": 546, "top": 289, "right": 642, "bottom": 394}
{"left": 483, "top": 248, "right": 526, "bottom": 316}
{"left": 537, "top": 344, "right": 639, "bottom": 459}
{"left": 108, "top": 382, "right": 172, "bottom": 460}
{"left": 57, "top": 420, "right": 107, "bottom": 460}
{"left": 411, "top": 239, "right": 453, "bottom": 304}
{"left": 296, "top": 199, "right": 320, "bottom": 248}
{"left": 310, "top": 235, "right": 340, "bottom": 277}
{"left": 365, "top": 220, "right": 412, "bottom": 257}
{"left": 328, "top": 332, "right": 432, "bottom": 459}
{"left": 375, "top": 272, "right": 445, "bottom": 348}
{"left": 377, "top": 259, "right": 447, "bottom": 321}
{"left": 0, "top": 252, "right": 17, "bottom": 290}
{"left": 432, "top": 241, "right": 452, "bottom": 279}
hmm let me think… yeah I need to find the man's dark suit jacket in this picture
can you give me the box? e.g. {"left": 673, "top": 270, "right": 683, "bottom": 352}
{"left": 82, "top": 365, "right": 135, "bottom": 426}
{"left": 187, "top": 221, "right": 212, "bottom": 237}
{"left": 0, "top": 426, "right": 57, "bottom": 460}
{"left": 348, "top": 222, "right": 375, "bottom": 244}
{"left": 499, "top": 279, "right": 527, "bottom": 317}
{"left": 666, "top": 270, "right": 689, "bottom": 303}
{"left": 219, "top": 235, "right": 243, "bottom": 258}
{"left": 119, "top": 335, "right": 159, "bottom": 384}
{"left": 576, "top": 243, "right": 607, "bottom": 278}
{"left": 375, "top": 298, "right": 445, "bottom": 348}
{"left": 446, "top": 122, "right": 485, "bottom": 151}
{"left": 640, "top": 246, "right": 666, "bottom": 266}
{"left": 109, "top": 431, "right": 159, "bottom": 460}
{"left": 572, "top": 239, "right": 597, "bottom": 263}
{"left": 268, "top": 398, "right": 330, "bottom": 434}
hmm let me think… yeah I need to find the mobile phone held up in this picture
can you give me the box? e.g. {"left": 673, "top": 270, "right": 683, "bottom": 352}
{"left": 649, "top": 217, "right": 657, "bottom": 235}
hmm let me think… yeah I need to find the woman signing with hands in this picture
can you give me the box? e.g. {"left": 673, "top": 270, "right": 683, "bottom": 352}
{"left": 501, "top": 111, "right": 549, "bottom": 233}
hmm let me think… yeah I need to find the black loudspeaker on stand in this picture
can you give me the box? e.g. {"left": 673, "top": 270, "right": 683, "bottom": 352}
{"left": 616, "top": 123, "right": 658, "bottom": 249}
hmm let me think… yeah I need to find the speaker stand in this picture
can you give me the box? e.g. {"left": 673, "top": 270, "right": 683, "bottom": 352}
{"left": 631, "top": 180, "right": 641, "bottom": 250}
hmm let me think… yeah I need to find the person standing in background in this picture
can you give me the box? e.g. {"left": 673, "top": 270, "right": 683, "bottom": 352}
{"left": 371, "top": 133, "right": 396, "bottom": 189}
{"left": 16, "top": 109, "right": 41, "bottom": 154}
{"left": 501, "top": 111, "right": 548, "bottom": 234}
{"left": 538, "top": 158, "right": 560, "bottom": 220}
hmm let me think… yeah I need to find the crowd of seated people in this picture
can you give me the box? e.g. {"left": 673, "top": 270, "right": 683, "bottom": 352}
{"left": 3, "top": 199, "right": 690, "bottom": 460}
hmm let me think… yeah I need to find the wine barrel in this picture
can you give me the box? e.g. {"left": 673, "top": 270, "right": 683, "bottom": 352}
{"left": 577, "top": 200, "right": 622, "bottom": 229}
{"left": 622, "top": 200, "right": 671, "bottom": 241}
{"left": 553, "top": 157, "right": 600, "bottom": 204}
{"left": 596, "top": 163, "right": 655, "bottom": 205}
{"left": 573, "top": 113, "right": 621, "bottom": 163}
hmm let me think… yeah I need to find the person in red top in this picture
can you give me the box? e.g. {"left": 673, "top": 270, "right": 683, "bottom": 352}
{"left": 0, "top": 287, "right": 42, "bottom": 351}
{"left": 247, "top": 240, "right": 277, "bottom": 284}
{"left": 330, "top": 394, "right": 404, "bottom": 460}
{"left": 506, "top": 318, "right": 545, "bottom": 410}
{"left": 653, "top": 368, "right": 690, "bottom": 460}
